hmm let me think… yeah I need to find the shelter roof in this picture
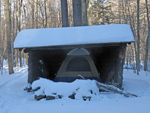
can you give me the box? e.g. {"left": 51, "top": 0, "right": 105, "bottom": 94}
{"left": 14, "top": 24, "right": 134, "bottom": 49}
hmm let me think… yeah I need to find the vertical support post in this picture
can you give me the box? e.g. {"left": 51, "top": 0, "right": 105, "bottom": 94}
{"left": 28, "top": 51, "right": 41, "bottom": 83}
{"left": 28, "top": 52, "right": 33, "bottom": 84}
{"left": 115, "top": 44, "right": 126, "bottom": 89}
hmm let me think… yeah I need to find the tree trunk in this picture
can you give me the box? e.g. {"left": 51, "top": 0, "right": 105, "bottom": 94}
{"left": 17, "top": 0, "right": 23, "bottom": 67}
{"left": 118, "top": 0, "right": 121, "bottom": 23}
{"left": 35, "top": 0, "right": 38, "bottom": 28}
{"left": 19, "top": 50, "right": 22, "bottom": 67}
{"left": 44, "top": 0, "right": 47, "bottom": 28}
{"left": 15, "top": 49, "right": 18, "bottom": 67}
{"left": 31, "top": 0, "right": 34, "bottom": 28}
{"left": 0, "top": 0, "right": 4, "bottom": 74}
{"left": 144, "top": 35, "right": 149, "bottom": 71}
{"left": 144, "top": 0, "right": 150, "bottom": 71}
{"left": 12, "top": 1, "right": 16, "bottom": 67}
{"left": 73, "top": 0, "right": 82, "bottom": 26}
{"left": 136, "top": 0, "right": 140, "bottom": 75}
{"left": 0, "top": 0, "right": 1, "bottom": 70}
{"left": 23, "top": 5, "right": 27, "bottom": 29}
{"left": 87, "top": 1, "right": 92, "bottom": 25}
{"left": 26, "top": 54, "right": 28, "bottom": 65}
{"left": 23, "top": 7, "right": 28, "bottom": 65}
{"left": 5, "top": 0, "right": 14, "bottom": 74}
{"left": 61, "top": 0, "right": 69, "bottom": 27}
{"left": 82, "top": 0, "right": 88, "bottom": 26}
{"left": 14, "top": 0, "right": 18, "bottom": 67}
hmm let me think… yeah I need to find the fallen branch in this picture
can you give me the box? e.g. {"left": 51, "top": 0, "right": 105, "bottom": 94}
{"left": 96, "top": 81, "right": 138, "bottom": 97}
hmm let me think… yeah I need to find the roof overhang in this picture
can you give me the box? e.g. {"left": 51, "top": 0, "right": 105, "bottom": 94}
{"left": 14, "top": 24, "right": 135, "bottom": 49}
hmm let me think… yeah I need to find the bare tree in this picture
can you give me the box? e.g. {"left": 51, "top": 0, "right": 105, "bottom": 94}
{"left": 136, "top": 0, "right": 140, "bottom": 75}
{"left": 73, "top": 0, "right": 82, "bottom": 26}
{"left": 61, "top": 0, "right": 69, "bottom": 27}
{"left": 0, "top": 0, "right": 5, "bottom": 74}
{"left": 35, "top": 0, "right": 38, "bottom": 28}
{"left": 38, "top": 0, "right": 48, "bottom": 28}
{"left": 17, "top": 0, "right": 23, "bottom": 67}
{"left": 43, "top": 0, "right": 47, "bottom": 28}
{"left": 15, "top": 0, "right": 18, "bottom": 67}
{"left": 12, "top": 0, "right": 16, "bottom": 67}
{"left": 0, "top": 0, "right": 1, "bottom": 70}
{"left": 144, "top": 0, "right": 150, "bottom": 71}
{"left": 5, "top": 0, "right": 14, "bottom": 74}
{"left": 82, "top": 0, "right": 88, "bottom": 26}
{"left": 67, "top": 0, "right": 73, "bottom": 26}
{"left": 31, "top": 0, "right": 34, "bottom": 28}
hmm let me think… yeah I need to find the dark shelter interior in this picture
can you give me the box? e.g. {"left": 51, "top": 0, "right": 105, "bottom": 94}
{"left": 25, "top": 43, "right": 126, "bottom": 88}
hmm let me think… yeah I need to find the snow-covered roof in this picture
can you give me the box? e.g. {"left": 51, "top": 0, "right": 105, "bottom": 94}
{"left": 14, "top": 24, "right": 135, "bottom": 49}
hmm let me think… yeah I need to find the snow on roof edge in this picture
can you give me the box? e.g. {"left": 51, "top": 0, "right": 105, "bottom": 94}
{"left": 14, "top": 24, "right": 135, "bottom": 49}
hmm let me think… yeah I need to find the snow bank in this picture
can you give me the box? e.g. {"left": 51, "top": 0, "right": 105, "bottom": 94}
{"left": 32, "top": 78, "right": 99, "bottom": 100}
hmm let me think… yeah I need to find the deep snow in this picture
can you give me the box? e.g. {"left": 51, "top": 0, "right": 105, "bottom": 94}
{"left": 0, "top": 63, "right": 150, "bottom": 113}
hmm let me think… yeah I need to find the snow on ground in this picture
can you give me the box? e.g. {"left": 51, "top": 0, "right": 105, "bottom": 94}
{"left": 0, "top": 64, "right": 150, "bottom": 113}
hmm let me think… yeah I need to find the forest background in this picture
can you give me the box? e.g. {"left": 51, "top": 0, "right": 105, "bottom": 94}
{"left": 0, "top": 0, "right": 150, "bottom": 75}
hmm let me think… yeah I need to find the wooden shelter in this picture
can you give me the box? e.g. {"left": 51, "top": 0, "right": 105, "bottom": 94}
{"left": 14, "top": 24, "right": 135, "bottom": 88}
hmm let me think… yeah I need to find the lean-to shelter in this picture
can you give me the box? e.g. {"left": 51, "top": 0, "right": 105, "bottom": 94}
{"left": 14, "top": 24, "right": 135, "bottom": 88}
